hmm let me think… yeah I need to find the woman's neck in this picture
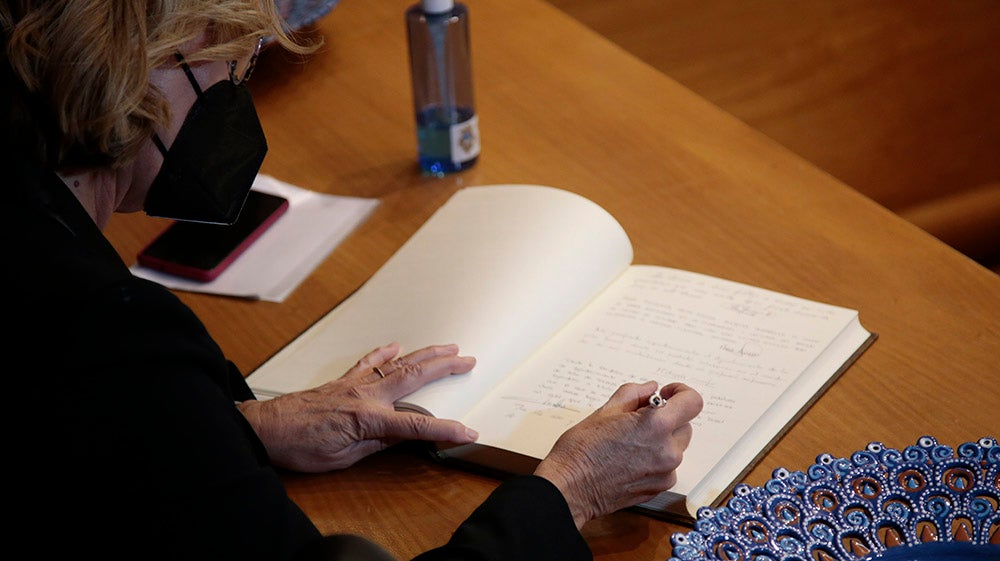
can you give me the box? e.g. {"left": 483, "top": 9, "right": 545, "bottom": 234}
{"left": 56, "top": 167, "right": 124, "bottom": 229}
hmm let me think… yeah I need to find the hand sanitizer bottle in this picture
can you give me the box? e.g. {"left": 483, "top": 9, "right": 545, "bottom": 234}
{"left": 405, "top": 0, "right": 479, "bottom": 175}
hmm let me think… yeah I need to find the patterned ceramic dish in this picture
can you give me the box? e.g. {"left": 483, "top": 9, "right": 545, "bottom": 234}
{"left": 668, "top": 435, "right": 999, "bottom": 561}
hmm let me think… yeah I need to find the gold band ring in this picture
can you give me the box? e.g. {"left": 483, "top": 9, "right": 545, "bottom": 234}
{"left": 373, "top": 366, "right": 386, "bottom": 379}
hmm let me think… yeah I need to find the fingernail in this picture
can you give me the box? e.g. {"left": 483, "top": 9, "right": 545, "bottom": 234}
{"left": 465, "top": 427, "right": 479, "bottom": 441}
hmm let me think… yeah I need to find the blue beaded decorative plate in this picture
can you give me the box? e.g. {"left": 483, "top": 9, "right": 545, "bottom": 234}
{"left": 668, "top": 436, "right": 1000, "bottom": 561}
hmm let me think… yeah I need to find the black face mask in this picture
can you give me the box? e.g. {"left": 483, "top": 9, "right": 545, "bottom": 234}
{"left": 144, "top": 51, "right": 267, "bottom": 225}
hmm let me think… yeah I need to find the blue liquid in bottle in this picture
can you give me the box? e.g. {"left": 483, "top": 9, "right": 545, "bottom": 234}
{"left": 416, "top": 105, "right": 478, "bottom": 175}
{"left": 406, "top": 1, "right": 479, "bottom": 175}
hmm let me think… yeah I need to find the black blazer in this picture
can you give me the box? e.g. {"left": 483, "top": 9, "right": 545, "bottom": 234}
{"left": 4, "top": 149, "right": 590, "bottom": 560}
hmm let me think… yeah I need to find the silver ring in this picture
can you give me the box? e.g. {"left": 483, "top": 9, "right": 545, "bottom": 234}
{"left": 373, "top": 366, "right": 386, "bottom": 379}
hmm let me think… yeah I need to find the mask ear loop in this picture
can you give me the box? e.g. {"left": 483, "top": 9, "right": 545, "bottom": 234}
{"left": 172, "top": 52, "right": 204, "bottom": 96}
{"left": 152, "top": 52, "right": 204, "bottom": 155}
{"left": 151, "top": 133, "right": 169, "bottom": 157}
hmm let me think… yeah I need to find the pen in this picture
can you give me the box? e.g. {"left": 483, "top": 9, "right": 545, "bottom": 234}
{"left": 648, "top": 385, "right": 666, "bottom": 408}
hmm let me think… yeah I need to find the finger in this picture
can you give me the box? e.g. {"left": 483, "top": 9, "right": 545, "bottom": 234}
{"left": 400, "top": 343, "right": 461, "bottom": 365}
{"left": 599, "top": 381, "right": 658, "bottom": 414}
{"left": 380, "top": 343, "right": 461, "bottom": 376}
{"left": 343, "top": 342, "right": 400, "bottom": 379}
{"left": 373, "top": 411, "right": 479, "bottom": 444}
{"left": 656, "top": 386, "right": 703, "bottom": 428}
{"left": 659, "top": 382, "right": 696, "bottom": 400}
{"left": 659, "top": 469, "right": 678, "bottom": 493}
{"left": 672, "top": 421, "right": 694, "bottom": 450}
{"left": 380, "top": 353, "right": 476, "bottom": 400}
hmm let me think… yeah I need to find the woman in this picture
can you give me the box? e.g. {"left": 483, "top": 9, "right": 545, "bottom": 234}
{"left": 2, "top": 1, "right": 702, "bottom": 559}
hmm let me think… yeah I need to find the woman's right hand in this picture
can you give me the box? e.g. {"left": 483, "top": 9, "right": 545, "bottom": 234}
{"left": 533, "top": 381, "right": 703, "bottom": 529}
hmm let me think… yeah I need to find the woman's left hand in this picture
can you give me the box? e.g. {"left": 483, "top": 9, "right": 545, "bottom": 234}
{"left": 238, "top": 342, "right": 478, "bottom": 472}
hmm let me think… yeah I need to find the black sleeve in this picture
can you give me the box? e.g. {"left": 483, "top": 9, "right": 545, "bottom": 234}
{"left": 229, "top": 359, "right": 259, "bottom": 402}
{"left": 12, "top": 276, "right": 324, "bottom": 561}
{"left": 7, "top": 126, "right": 583, "bottom": 561}
{"left": 411, "top": 475, "right": 592, "bottom": 561}
{"left": 297, "top": 476, "right": 591, "bottom": 561}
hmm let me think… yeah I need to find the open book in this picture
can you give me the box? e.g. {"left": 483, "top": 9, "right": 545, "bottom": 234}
{"left": 247, "top": 184, "right": 876, "bottom": 521}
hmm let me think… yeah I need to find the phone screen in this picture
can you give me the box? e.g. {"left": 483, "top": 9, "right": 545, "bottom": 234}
{"left": 137, "top": 190, "right": 289, "bottom": 282}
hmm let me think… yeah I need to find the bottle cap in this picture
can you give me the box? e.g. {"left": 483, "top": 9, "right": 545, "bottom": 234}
{"left": 421, "top": 0, "right": 454, "bottom": 14}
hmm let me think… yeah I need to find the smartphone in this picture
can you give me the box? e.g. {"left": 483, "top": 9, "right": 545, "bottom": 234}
{"left": 137, "top": 190, "right": 289, "bottom": 282}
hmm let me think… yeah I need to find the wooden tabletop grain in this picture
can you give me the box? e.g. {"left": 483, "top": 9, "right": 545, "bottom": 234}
{"left": 105, "top": 1, "right": 1000, "bottom": 558}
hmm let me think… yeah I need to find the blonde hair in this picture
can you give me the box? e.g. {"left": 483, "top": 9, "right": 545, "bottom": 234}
{"left": 1, "top": 0, "right": 318, "bottom": 169}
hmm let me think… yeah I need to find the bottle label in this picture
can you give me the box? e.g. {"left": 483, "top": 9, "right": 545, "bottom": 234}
{"left": 449, "top": 114, "right": 480, "bottom": 165}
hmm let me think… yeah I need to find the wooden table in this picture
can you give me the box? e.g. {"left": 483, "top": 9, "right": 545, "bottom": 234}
{"left": 106, "top": 0, "right": 1000, "bottom": 558}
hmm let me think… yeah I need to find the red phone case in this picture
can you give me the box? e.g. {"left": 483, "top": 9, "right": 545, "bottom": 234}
{"left": 137, "top": 194, "right": 289, "bottom": 282}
